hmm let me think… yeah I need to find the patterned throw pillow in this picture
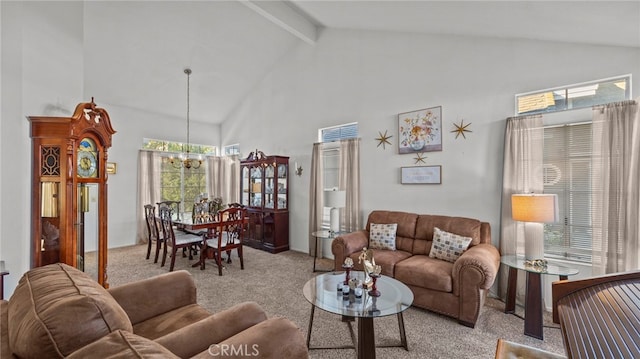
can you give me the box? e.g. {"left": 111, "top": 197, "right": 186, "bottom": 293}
{"left": 429, "top": 227, "right": 473, "bottom": 262}
{"left": 369, "top": 223, "right": 398, "bottom": 250}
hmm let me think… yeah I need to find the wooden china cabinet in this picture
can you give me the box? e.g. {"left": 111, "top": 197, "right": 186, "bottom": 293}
{"left": 28, "top": 100, "right": 116, "bottom": 287}
{"left": 240, "top": 151, "right": 289, "bottom": 253}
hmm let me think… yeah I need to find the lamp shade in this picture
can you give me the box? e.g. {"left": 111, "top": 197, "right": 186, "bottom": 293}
{"left": 324, "top": 190, "right": 346, "bottom": 209}
{"left": 511, "top": 194, "right": 559, "bottom": 223}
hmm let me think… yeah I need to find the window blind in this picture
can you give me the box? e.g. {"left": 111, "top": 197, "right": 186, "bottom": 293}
{"left": 543, "top": 123, "right": 595, "bottom": 262}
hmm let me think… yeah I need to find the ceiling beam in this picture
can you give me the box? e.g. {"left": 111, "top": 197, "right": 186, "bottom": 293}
{"left": 239, "top": 0, "right": 317, "bottom": 45}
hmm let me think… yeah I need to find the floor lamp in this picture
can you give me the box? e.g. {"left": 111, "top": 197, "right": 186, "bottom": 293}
{"left": 325, "top": 189, "right": 346, "bottom": 234}
{"left": 511, "top": 193, "right": 559, "bottom": 261}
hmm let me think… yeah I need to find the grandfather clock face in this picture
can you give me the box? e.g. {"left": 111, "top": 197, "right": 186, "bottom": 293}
{"left": 77, "top": 138, "right": 99, "bottom": 178}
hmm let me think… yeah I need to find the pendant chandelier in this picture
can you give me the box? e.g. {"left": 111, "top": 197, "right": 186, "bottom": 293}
{"left": 170, "top": 68, "right": 202, "bottom": 170}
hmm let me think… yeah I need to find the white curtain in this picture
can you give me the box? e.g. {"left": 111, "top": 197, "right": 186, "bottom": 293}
{"left": 206, "top": 155, "right": 240, "bottom": 205}
{"left": 339, "top": 138, "right": 361, "bottom": 233}
{"left": 308, "top": 138, "right": 361, "bottom": 257}
{"left": 499, "top": 115, "right": 544, "bottom": 298}
{"left": 591, "top": 99, "right": 640, "bottom": 274}
{"left": 136, "top": 150, "right": 162, "bottom": 243}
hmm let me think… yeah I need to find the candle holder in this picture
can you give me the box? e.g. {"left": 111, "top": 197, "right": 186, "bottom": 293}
{"left": 368, "top": 273, "right": 381, "bottom": 297}
{"left": 342, "top": 264, "right": 353, "bottom": 285}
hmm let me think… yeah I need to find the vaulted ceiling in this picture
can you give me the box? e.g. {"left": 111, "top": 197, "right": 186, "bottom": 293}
{"left": 82, "top": 1, "right": 640, "bottom": 126}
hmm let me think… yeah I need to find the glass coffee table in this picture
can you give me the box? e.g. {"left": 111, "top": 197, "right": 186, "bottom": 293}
{"left": 303, "top": 271, "right": 413, "bottom": 359}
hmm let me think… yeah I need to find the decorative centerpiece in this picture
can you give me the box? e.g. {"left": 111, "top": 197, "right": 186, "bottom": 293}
{"left": 342, "top": 257, "right": 353, "bottom": 285}
{"left": 358, "top": 247, "right": 375, "bottom": 288}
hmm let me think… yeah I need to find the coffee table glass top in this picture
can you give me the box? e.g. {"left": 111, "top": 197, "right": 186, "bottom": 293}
{"left": 311, "top": 230, "right": 346, "bottom": 239}
{"left": 303, "top": 271, "right": 413, "bottom": 319}
{"left": 501, "top": 255, "right": 579, "bottom": 276}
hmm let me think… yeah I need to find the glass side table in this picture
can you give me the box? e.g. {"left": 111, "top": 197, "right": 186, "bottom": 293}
{"left": 311, "top": 230, "right": 345, "bottom": 272}
{"left": 0, "top": 260, "right": 8, "bottom": 300}
{"left": 501, "top": 255, "right": 579, "bottom": 340}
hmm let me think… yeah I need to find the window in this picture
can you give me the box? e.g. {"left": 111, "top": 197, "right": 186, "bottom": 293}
{"left": 223, "top": 144, "right": 240, "bottom": 156}
{"left": 516, "top": 75, "right": 631, "bottom": 116}
{"left": 543, "top": 123, "right": 594, "bottom": 263}
{"left": 318, "top": 123, "right": 358, "bottom": 228}
{"left": 143, "top": 138, "right": 217, "bottom": 156}
{"left": 143, "top": 138, "right": 213, "bottom": 213}
{"left": 319, "top": 123, "right": 358, "bottom": 143}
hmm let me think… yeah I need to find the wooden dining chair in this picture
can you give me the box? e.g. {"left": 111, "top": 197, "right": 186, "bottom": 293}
{"left": 143, "top": 204, "right": 163, "bottom": 263}
{"left": 156, "top": 200, "right": 181, "bottom": 221}
{"left": 201, "top": 207, "right": 246, "bottom": 275}
{"left": 158, "top": 204, "right": 204, "bottom": 271}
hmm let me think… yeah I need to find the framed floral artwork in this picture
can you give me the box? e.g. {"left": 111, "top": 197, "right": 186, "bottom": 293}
{"left": 398, "top": 106, "right": 442, "bottom": 154}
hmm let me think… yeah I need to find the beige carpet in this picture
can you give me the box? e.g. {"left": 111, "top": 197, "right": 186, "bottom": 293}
{"left": 108, "top": 244, "right": 566, "bottom": 358}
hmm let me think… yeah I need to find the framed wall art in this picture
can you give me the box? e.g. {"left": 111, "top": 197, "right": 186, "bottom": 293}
{"left": 401, "top": 165, "right": 442, "bottom": 184}
{"left": 398, "top": 106, "right": 442, "bottom": 154}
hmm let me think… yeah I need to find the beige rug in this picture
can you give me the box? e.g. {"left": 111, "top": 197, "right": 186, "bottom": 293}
{"left": 108, "top": 244, "right": 566, "bottom": 358}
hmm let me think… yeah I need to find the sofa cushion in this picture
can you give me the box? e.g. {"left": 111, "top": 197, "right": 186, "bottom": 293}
{"left": 8, "top": 263, "right": 133, "bottom": 358}
{"left": 67, "top": 330, "right": 180, "bottom": 359}
{"left": 133, "top": 303, "right": 211, "bottom": 340}
{"left": 366, "top": 211, "right": 417, "bottom": 252}
{"left": 346, "top": 249, "right": 411, "bottom": 277}
{"left": 395, "top": 255, "right": 454, "bottom": 292}
{"left": 429, "top": 227, "right": 473, "bottom": 262}
{"left": 369, "top": 223, "right": 398, "bottom": 250}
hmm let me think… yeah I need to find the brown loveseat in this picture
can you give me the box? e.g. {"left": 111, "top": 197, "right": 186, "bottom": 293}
{"left": 0, "top": 263, "right": 308, "bottom": 358}
{"left": 332, "top": 210, "right": 500, "bottom": 327}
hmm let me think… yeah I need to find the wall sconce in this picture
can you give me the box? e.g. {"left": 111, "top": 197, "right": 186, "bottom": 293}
{"left": 295, "top": 162, "right": 303, "bottom": 176}
{"left": 41, "top": 182, "right": 59, "bottom": 218}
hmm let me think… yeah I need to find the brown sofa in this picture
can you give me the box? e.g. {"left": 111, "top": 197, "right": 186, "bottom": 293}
{"left": 332, "top": 210, "right": 500, "bottom": 327}
{"left": 0, "top": 263, "right": 308, "bottom": 358}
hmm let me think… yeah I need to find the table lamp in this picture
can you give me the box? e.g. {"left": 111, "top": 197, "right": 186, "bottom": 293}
{"left": 511, "top": 193, "right": 558, "bottom": 261}
{"left": 325, "top": 189, "right": 346, "bottom": 234}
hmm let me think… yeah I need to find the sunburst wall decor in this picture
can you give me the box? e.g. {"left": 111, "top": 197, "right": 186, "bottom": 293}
{"left": 451, "top": 119, "right": 472, "bottom": 139}
{"left": 413, "top": 152, "right": 427, "bottom": 164}
{"left": 375, "top": 130, "right": 393, "bottom": 149}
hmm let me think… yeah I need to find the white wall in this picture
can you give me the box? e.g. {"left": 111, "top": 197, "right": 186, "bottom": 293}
{"left": 223, "top": 28, "right": 640, "bottom": 257}
{"left": 0, "top": 1, "right": 221, "bottom": 296}
{"left": 1, "top": 1, "right": 85, "bottom": 297}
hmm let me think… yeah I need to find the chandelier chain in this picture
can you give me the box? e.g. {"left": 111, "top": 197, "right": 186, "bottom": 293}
{"left": 169, "top": 67, "right": 201, "bottom": 170}
{"left": 185, "top": 68, "right": 191, "bottom": 154}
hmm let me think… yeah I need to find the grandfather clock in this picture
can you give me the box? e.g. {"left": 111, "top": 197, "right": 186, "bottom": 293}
{"left": 28, "top": 99, "right": 116, "bottom": 287}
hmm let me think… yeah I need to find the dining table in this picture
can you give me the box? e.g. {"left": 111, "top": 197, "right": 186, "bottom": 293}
{"left": 173, "top": 217, "right": 221, "bottom": 269}
{"left": 173, "top": 216, "right": 220, "bottom": 237}
{"left": 173, "top": 214, "right": 249, "bottom": 270}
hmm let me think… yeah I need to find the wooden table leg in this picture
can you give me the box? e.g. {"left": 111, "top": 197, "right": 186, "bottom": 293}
{"left": 505, "top": 266, "right": 517, "bottom": 314}
{"left": 358, "top": 317, "right": 375, "bottom": 359}
{"left": 524, "top": 271, "right": 543, "bottom": 340}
